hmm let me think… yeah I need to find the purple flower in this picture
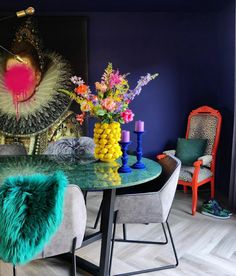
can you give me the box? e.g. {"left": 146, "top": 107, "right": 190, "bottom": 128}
{"left": 126, "top": 73, "right": 158, "bottom": 101}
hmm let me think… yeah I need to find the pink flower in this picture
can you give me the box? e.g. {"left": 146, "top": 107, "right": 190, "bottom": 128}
{"left": 109, "top": 71, "right": 122, "bottom": 88}
{"left": 102, "top": 97, "right": 116, "bottom": 112}
{"left": 76, "top": 112, "right": 85, "bottom": 125}
{"left": 121, "top": 109, "right": 134, "bottom": 123}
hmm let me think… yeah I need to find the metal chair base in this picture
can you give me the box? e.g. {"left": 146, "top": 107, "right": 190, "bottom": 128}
{"left": 11, "top": 238, "right": 77, "bottom": 276}
{"left": 109, "top": 212, "right": 178, "bottom": 276}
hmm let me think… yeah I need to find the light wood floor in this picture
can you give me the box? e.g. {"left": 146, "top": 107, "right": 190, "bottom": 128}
{"left": 0, "top": 191, "right": 236, "bottom": 276}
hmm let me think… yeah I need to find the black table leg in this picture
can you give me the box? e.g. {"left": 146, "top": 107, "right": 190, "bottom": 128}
{"left": 57, "top": 189, "right": 116, "bottom": 276}
{"left": 99, "top": 189, "right": 116, "bottom": 276}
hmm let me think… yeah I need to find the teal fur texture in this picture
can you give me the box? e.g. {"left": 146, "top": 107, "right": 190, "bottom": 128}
{"left": 0, "top": 171, "right": 68, "bottom": 265}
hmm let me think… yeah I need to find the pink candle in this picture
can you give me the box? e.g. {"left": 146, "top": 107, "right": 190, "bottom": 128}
{"left": 135, "top": 120, "right": 144, "bottom": 132}
{"left": 121, "top": 130, "right": 130, "bottom": 142}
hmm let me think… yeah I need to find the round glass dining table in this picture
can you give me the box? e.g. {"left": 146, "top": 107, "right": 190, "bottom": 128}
{"left": 0, "top": 154, "right": 162, "bottom": 276}
{"left": 0, "top": 154, "right": 162, "bottom": 191}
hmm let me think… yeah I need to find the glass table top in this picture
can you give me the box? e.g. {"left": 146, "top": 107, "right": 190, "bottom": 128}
{"left": 0, "top": 155, "right": 162, "bottom": 191}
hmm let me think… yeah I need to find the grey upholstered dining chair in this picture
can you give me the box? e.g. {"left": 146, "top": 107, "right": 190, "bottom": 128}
{"left": 0, "top": 144, "right": 27, "bottom": 155}
{"left": 5, "top": 183, "right": 87, "bottom": 276}
{"left": 109, "top": 154, "right": 181, "bottom": 275}
{"left": 34, "top": 184, "right": 87, "bottom": 276}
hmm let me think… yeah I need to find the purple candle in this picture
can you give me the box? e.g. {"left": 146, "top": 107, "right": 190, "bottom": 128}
{"left": 121, "top": 130, "right": 130, "bottom": 142}
{"left": 135, "top": 120, "right": 144, "bottom": 132}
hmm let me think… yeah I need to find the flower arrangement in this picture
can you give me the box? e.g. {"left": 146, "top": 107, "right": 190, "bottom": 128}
{"left": 60, "top": 63, "right": 158, "bottom": 125}
{"left": 60, "top": 63, "right": 158, "bottom": 162}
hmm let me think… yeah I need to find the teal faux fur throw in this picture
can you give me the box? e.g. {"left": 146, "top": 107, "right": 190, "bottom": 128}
{"left": 0, "top": 171, "right": 68, "bottom": 265}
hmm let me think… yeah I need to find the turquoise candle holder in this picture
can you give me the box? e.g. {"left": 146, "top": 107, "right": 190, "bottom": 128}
{"left": 118, "top": 141, "right": 132, "bottom": 173}
{"left": 132, "top": 131, "right": 146, "bottom": 169}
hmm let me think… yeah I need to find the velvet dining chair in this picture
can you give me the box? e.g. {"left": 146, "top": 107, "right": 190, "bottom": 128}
{"left": 109, "top": 154, "right": 181, "bottom": 275}
{"left": 0, "top": 174, "right": 87, "bottom": 276}
{"left": 0, "top": 144, "right": 27, "bottom": 155}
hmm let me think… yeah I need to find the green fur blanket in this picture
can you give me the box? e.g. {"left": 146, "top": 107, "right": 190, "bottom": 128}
{"left": 0, "top": 171, "right": 68, "bottom": 265}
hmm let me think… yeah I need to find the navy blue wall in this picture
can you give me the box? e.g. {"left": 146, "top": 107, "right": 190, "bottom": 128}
{"left": 85, "top": 8, "right": 234, "bottom": 192}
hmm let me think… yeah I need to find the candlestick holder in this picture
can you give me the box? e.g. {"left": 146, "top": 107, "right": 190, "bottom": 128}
{"left": 118, "top": 141, "right": 132, "bottom": 173}
{"left": 132, "top": 131, "right": 146, "bottom": 169}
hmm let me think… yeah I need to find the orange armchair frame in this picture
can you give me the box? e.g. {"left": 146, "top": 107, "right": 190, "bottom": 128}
{"left": 157, "top": 106, "right": 222, "bottom": 215}
{"left": 180, "top": 106, "right": 222, "bottom": 215}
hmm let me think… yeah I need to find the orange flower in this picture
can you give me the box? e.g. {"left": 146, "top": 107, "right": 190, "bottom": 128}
{"left": 75, "top": 84, "right": 88, "bottom": 95}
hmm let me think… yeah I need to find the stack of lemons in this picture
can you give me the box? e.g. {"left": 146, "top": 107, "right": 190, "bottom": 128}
{"left": 94, "top": 122, "right": 122, "bottom": 162}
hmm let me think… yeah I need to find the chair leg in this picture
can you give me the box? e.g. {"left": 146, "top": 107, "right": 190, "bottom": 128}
{"left": 71, "top": 237, "right": 77, "bottom": 276}
{"left": 192, "top": 186, "right": 198, "bottom": 216}
{"left": 115, "top": 222, "right": 168, "bottom": 245}
{"left": 123, "top": 224, "right": 127, "bottom": 240}
{"left": 166, "top": 221, "right": 178, "bottom": 267}
{"left": 111, "top": 221, "right": 178, "bottom": 276}
{"left": 13, "top": 265, "right": 16, "bottom": 276}
{"left": 94, "top": 200, "right": 102, "bottom": 229}
{"left": 109, "top": 211, "right": 118, "bottom": 276}
{"left": 183, "top": 186, "right": 188, "bottom": 194}
{"left": 210, "top": 177, "right": 215, "bottom": 198}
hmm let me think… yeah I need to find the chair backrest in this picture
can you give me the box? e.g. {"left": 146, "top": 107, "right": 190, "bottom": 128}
{"left": 158, "top": 155, "right": 181, "bottom": 221}
{"left": 186, "top": 106, "right": 222, "bottom": 156}
{"left": 0, "top": 144, "right": 27, "bottom": 155}
{"left": 44, "top": 137, "right": 95, "bottom": 156}
{"left": 39, "top": 184, "right": 87, "bottom": 258}
{"left": 115, "top": 155, "right": 181, "bottom": 224}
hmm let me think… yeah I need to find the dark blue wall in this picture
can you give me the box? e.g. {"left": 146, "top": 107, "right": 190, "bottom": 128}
{"left": 85, "top": 8, "right": 234, "bottom": 192}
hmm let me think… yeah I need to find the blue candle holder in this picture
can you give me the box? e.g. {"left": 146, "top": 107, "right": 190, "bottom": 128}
{"left": 118, "top": 141, "right": 132, "bottom": 173}
{"left": 132, "top": 131, "right": 146, "bottom": 169}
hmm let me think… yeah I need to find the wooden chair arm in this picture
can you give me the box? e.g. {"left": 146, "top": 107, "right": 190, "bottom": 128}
{"left": 193, "top": 160, "right": 203, "bottom": 167}
{"left": 156, "top": 154, "right": 167, "bottom": 160}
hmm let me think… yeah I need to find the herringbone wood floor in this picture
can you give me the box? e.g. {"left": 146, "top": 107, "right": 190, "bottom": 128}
{"left": 0, "top": 191, "right": 236, "bottom": 276}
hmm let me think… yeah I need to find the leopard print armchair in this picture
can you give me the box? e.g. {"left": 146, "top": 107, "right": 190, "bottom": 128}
{"left": 163, "top": 106, "right": 222, "bottom": 215}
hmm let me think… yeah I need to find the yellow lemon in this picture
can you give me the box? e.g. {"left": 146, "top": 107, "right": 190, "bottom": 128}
{"left": 99, "top": 139, "right": 107, "bottom": 145}
{"left": 101, "top": 148, "right": 108, "bottom": 154}
{"left": 107, "top": 134, "right": 114, "bottom": 140}
{"left": 98, "top": 153, "right": 105, "bottom": 159}
{"left": 95, "top": 147, "right": 100, "bottom": 153}
{"left": 104, "top": 129, "right": 111, "bottom": 134}
{"left": 109, "top": 138, "right": 116, "bottom": 145}
{"left": 94, "top": 152, "right": 99, "bottom": 159}
{"left": 105, "top": 153, "right": 113, "bottom": 160}
{"left": 109, "top": 148, "right": 115, "bottom": 153}
{"left": 101, "top": 123, "right": 109, "bottom": 129}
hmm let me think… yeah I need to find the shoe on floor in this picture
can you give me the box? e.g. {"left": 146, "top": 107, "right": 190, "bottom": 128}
{"left": 210, "top": 199, "right": 232, "bottom": 216}
{"left": 201, "top": 201, "right": 230, "bottom": 219}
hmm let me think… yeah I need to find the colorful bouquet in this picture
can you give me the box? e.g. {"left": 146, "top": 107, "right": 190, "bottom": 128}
{"left": 60, "top": 63, "right": 158, "bottom": 125}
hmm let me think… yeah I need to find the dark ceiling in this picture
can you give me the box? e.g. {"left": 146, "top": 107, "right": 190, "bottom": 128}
{"left": 0, "top": 0, "right": 233, "bottom": 14}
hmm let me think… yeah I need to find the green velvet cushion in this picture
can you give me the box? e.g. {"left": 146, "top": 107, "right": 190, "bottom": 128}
{"left": 175, "top": 138, "right": 207, "bottom": 166}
